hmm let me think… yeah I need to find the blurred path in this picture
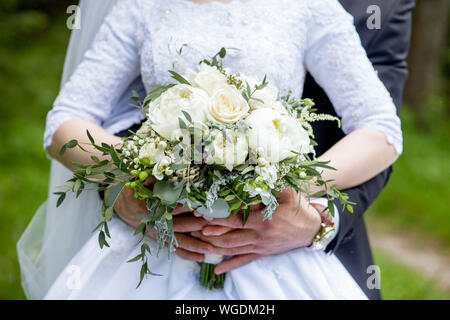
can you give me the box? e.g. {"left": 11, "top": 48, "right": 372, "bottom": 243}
{"left": 367, "top": 219, "right": 450, "bottom": 290}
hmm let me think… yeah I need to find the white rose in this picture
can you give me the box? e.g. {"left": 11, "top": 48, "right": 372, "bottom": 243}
{"left": 246, "top": 108, "right": 311, "bottom": 163}
{"left": 192, "top": 63, "right": 228, "bottom": 96}
{"left": 148, "top": 84, "right": 210, "bottom": 141}
{"left": 207, "top": 85, "right": 250, "bottom": 124}
{"left": 205, "top": 129, "right": 248, "bottom": 171}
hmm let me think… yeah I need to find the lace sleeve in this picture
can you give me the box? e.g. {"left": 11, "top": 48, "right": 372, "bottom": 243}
{"left": 43, "top": 0, "right": 144, "bottom": 150}
{"left": 304, "top": 0, "right": 402, "bottom": 154}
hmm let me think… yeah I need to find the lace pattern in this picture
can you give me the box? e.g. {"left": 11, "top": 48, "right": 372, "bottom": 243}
{"left": 44, "top": 0, "right": 402, "bottom": 154}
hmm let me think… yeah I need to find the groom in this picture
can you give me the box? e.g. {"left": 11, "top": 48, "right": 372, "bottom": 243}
{"left": 113, "top": 0, "right": 414, "bottom": 299}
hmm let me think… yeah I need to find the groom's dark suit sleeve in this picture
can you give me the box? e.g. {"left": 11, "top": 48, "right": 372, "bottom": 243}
{"left": 303, "top": 0, "right": 415, "bottom": 253}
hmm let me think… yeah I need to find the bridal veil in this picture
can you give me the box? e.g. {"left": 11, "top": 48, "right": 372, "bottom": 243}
{"left": 17, "top": 0, "right": 118, "bottom": 299}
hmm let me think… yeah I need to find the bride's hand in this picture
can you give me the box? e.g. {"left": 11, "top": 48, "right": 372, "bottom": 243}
{"left": 190, "top": 189, "right": 322, "bottom": 274}
{"left": 114, "top": 184, "right": 217, "bottom": 262}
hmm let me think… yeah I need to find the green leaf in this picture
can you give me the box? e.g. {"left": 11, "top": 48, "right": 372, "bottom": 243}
{"left": 153, "top": 181, "right": 183, "bottom": 205}
{"left": 328, "top": 200, "right": 335, "bottom": 217}
{"left": 137, "top": 262, "right": 148, "bottom": 288}
{"left": 109, "top": 145, "right": 120, "bottom": 165}
{"left": 246, "top": 81, "right": 252, "bottom": 95}
{"left": 92, "top": 221, "right": 104, "bottom": 232}
{"left": 104, "top": 221, "right": 111, "bottom": 238}
{"left": 134, "top": 223, "right": 146, "bottom": 236}
{"left": 127, "top": 254, "right": 142, "bottom": 263}
{"left": 218, "top": 47, "right": 227, "bottom": 58}
{"left": 98, "top": 231, "right": 109, "bottom": 249}
{"left": 104, "top": 206, "right": 114, "bottom": 220}
{"left": 131, "top": 90, "right": 140, "bottom": 101}
{"left": 240, "top": 165, "right": 255, "bottom": 175}
{"left": 242, "top": 207, "right": 250, "bottom": 227}
{"left": 55, "top": 192, "right": 66, "bottom": 208}
{"left": 73, "top": 179, "right": 82, "bottom": 193}
{"left": 218, "top": 189, "right": 231, "bottom": 197}
{"left": 104, "top": 181, "right": 126, "bottom": 208}
{"left": 86, "top": 130, "right": 95, "bottom": 145}
{"left": 178, "top": 117, "right": 187, "bottom": 129}
{"left": 223, "top": 194, "right": 235, "bottom": 202}
{"left": 247, "top": 199, "right": 262, "bottom": 207}
{"left": 228, "top": 201, "right": 242, "bottom": 213}
{"left": 164, "top": 212, "right": 173, "bottom": 221}
{"left": 182, "top": 110, "right": 193, "bottom": 123}
{"left": 168, "top": 70, "right": 191, "bottom": 85}
{"left": 347, "top": 204, "right": 354, "bottom": 213}
{"left": 59, "top": 139, "right": 78, "bottom": 157}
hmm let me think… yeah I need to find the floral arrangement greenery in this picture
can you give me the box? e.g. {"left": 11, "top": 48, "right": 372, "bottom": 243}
{"left": 56, "top": 48, "right": 353, "bottom": 289}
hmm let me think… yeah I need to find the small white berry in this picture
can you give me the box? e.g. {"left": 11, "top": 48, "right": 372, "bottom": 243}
{"left": 300, "top": 171, "right": 307, "bottom": 179}
{"left": 158, "top": 141, "right": 167, "bottom": 149}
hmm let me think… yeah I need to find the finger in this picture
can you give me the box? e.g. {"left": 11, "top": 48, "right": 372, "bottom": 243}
{"left": 276, "top": 188, "right": 299, "bottom": 204}
{"left": 208, "top": 211, "right": 263, "bottom": 230}
{"left": 193, "top": 211, "right": 202, "bottom": 218}
{"left": 193, "top": 210, "right": 214, "bottom": 221}
{"left": 172, "top": 204, "right": 193, "bottom": 215}
{"left": 190, "top": 229, "right": 258, "bottom": 248}
{"left": 215, "top": 254, "right": 260, "bottom": 274}
{"left": 207, "top": 214, "right": 245, "bottom": 229}
{"left": 175, "top": 233, "right": 215, "bottom": 254}
{"left": 172, "top": 216, "right": 209, "bottom": 232}
{"left": 175, "top": 247, "right": 204, "bottom": 262}
{"left": 212, "top": 244, "right": 256, "bottom": 256}
{"left": 201, "top": 225, "right": 235, "bottom": 236}
{"left": 143, "top": 177, "right": 156, "bottom": 186}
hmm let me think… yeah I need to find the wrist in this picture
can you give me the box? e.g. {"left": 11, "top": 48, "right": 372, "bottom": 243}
{"left": 303, "top": 205, "right": 322, "bottom": 247}
{"left": 308, "top": 202, "right": 337, "bottom": 251}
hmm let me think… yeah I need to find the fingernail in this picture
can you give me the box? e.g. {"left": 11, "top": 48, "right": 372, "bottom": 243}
{"left": 202, "top": 230, "right": 212, "bottom": 236}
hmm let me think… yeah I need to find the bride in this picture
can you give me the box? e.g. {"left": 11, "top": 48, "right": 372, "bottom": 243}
{"left": 18, "top": 0, "right": 402, "bottom": 299}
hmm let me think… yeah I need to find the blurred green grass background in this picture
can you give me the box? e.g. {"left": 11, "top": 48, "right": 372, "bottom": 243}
{"left": 0, "top": 2, "right": 449, "bottom": 300}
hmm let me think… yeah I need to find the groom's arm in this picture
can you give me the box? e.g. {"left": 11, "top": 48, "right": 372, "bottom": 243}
{"left": 326, "top": 0, "right": 415, "bottom": 253}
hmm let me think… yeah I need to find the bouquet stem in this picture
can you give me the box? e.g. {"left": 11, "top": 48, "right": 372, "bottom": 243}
{"left": 200, "top": 262, "right": 225, "bottom": 289}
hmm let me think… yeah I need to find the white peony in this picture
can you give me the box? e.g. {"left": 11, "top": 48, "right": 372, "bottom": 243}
{"left": 148, "top": 84, "right": 210, "bottom": 141}
{"left": 207, "top": 85, "right": 250, "bottom": 124}
{"left": 205, "top": 129, "right": 248, "bottom": 171}
{"left": 245, "top": 108, "right": 311, "bottom": 163}
{"left": 191, "top": 63, "right": 229, "bottom": 96}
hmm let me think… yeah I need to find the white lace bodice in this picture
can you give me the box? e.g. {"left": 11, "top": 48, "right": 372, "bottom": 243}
{"left": 44, "top": 0, "right": 402, "bottom": 154}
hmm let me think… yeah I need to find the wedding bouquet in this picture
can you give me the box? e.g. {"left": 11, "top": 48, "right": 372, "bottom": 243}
{"left": 56, "top": 48, "right": 353, "bottom": 289}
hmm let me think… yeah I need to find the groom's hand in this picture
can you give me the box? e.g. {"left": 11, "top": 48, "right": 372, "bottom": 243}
{"left": 191, "top": 189, "right": 322, "bottom": 274}
{"left": 114, "top": 184, "right": 216, "bottom": 262}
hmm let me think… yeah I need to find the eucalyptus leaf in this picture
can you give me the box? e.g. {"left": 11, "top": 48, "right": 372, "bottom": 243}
{"left": 197, "top": 199, "right": 230, "bottom": 219}
{"left": 153, "top": 181, "right": 183, "bottom": 205}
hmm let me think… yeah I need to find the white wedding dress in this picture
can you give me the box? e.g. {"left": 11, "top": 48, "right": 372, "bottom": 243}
{"left": 18, "top": 0, "right": 402, "bottom": 300}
